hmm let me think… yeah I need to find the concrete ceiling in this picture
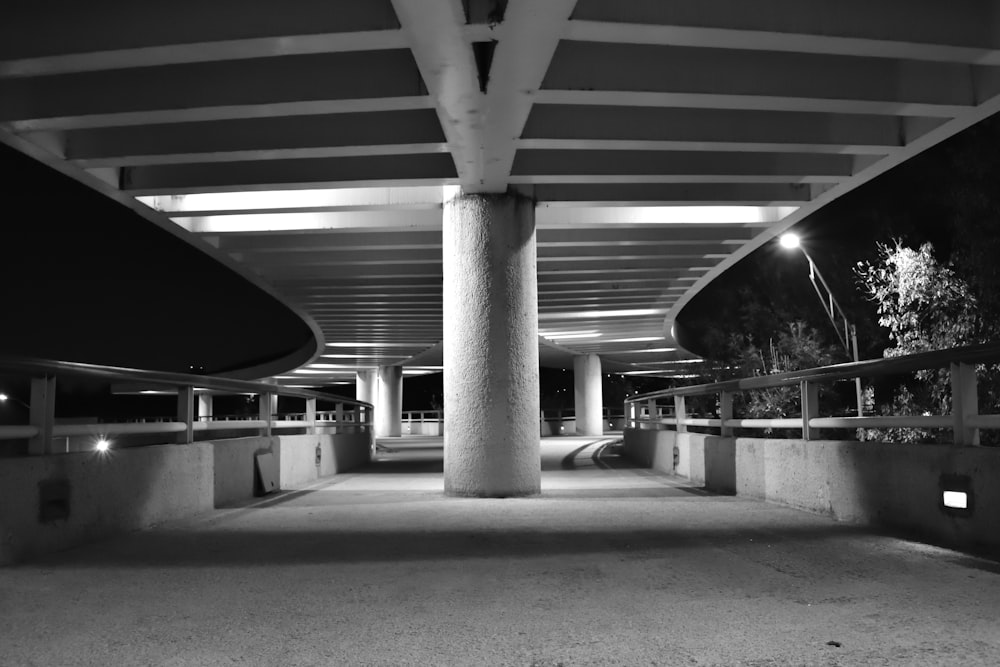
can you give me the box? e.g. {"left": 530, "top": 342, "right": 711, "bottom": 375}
{"left": 4, "top": 0, "right": 1000, "bottom": 384}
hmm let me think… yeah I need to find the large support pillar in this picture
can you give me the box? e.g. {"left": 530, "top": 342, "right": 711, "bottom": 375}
{"left": 443, "top": 191, "right": 540, "bottom": 497}
{"left": 356, "top": 369, "right": 376, "bottom": 405}
{"left": 574, "top": 354, "right": 604, "bottom": 436}
{"left": 376, "top": 365, "right": 403, "bottom": 437}
{"left": 356, "top": 369, "right": 377, "bottom": 429}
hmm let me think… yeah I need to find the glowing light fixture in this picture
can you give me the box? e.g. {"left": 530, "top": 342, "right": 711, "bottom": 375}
{"left": 942, "top": 491, "right": 968, "bottom": 509}
{"left": 539, "top": 308, "right": 666, "bottom": 321}
{"left": 542, "top": 332, "right": 602, "bottom": 340}
{"left": 779, "top": 233, "right": 801, "bottom": 249}
{"left": 95, "top": 439, "right": 110, "bottom": 453}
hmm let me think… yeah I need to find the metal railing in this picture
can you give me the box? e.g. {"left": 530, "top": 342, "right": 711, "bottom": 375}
{"left": 624, "top": 341, "right": 1000, "bottom": 446}
{"left": 0, "top": 355, "right": 373, "bottom": 454}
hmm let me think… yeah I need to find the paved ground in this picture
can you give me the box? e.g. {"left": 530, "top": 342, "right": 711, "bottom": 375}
{"left": 2, "top": 436, "right": 999, "bottom": 666}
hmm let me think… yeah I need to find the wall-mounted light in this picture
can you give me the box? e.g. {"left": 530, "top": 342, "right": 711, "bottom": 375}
{"left": 940, "top": 474, "right": 973, "bottom": 516}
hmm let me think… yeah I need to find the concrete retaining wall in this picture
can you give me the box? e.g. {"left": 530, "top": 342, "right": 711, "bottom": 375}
{"left": 623, "top": 428, "right": 1000, "bottom": 554}
{"left": 0, "top": 431, "right": 373, "bottom": 565}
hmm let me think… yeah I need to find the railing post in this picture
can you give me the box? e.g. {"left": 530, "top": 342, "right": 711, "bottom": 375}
{"left": 951, "top": 362, "right": 980, "bottom": 446}
{"left": 259, "top": 392, "right": 275, "bottom": 437}
{"left": 305, "top": 397, "right": 317, "bottom": 435}
{"left": 801, "top": 381, "right": 819, "bottom": 440}
{"left": 176, "top": 385, "right": 194, "bottom": 444}
{"left": 719, "top": 391, "right": 733, "bottom": 437}
{"left": 674, "top": 395, "right": 687, "bottom": 433}
{"left": 28, "top": 375, "right": 56, "bottom": 455}
{"left": 334, "top": 402, "right": 345, "bottom": 433}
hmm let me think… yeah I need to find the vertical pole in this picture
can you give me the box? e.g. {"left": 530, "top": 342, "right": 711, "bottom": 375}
{"left": 674, "top": 395, "right": 688, "bottom": 433}
{"left": 177, "top": 385, "right": 194, "bottom": 444}
{"left": 719, "top": 391, "right": 734, "bottom": 437}
{"left": 851, "top": 325, "right": 863, "bottom": 418}
{"left": 334, "top": 402, "right": 344, "bottom": 433}
{"left": 801, "top": 381, "right": 819, "bottom": 440}
{"left": 28, "top": 376, "right": 56, "bottom": 456}
{"left": 646, "top": 398, "right": 656, "bottom": 429}
{"left": 259, "top": 392, "right": 274, "bottom": 437}
{"left": 376, "top": 366, "right": 403, "bottom": 437}
{"left": 305, "top": 397, "right": 317, "bottom": 435}
{"left": 573, "top": 353, "right": 604, "bottom": 435}
{"left": 951, "top": 362, "right": 980, "bottom": 446}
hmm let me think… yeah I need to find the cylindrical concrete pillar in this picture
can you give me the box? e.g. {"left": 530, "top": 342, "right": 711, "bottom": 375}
{"left": 376, "top": 365, "right": 403, "bottom": 437}
{"left": 356, "top": 369, "right": 377, "bottom": 405}
{"left": 443, "top": 191, "right": 540, "bottom": 497}
{"left": 356, "top": 369, "right": 377, "bottom": 426}
{"left": 574, "top": 354, "right": 604, "bottom": 436}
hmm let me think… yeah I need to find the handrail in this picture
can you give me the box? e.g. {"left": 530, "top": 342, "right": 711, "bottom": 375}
{"left": 0, "top": 354, "right": 366, "bottom": 408}
{"left": 626, "top": 340, "right": 1000, "bottom": 404}
{"left": 624, "top": 340, "right": 1000, "bottom": 446}
{"left": 0, "top": 355, "right": 373, "bottom": 452}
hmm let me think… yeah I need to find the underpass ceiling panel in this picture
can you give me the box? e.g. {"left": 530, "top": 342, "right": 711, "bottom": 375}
{"left": 0, "top": 51, "right": 428, "bottom": 130}
{"left": 121, "top": 154, "right": 458, "bottom": 194}
{"left": 60, "top": 110, "right": 448, "bottom": 166}
{"left": 521, "top": 105, "right": 913, "bottom": 152}
{"left": 542, "top": 42, "right": 982, "bottom": 110}
{"left": 570, "top": 0, "right": 1000, "bottom": 50}
{"left": 0, "top": 0, "right": 401, "bottom": 61}
{"left": 533, "top": 183, "right": 813, "bottom": 204}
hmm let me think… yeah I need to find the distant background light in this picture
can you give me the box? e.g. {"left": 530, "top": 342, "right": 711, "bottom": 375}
{"left": 95, "top": 439, "right": 110, "bottom": 453}
{"left": 779, "top": 233, "right": 801, "bottom": 249}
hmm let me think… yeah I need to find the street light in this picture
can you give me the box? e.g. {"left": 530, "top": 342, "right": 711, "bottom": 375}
{"left": 780, "top": 233, "right": 864, "bottom": 417}
{"left": 0, "top": 393, "right": 29, "bottom": 409}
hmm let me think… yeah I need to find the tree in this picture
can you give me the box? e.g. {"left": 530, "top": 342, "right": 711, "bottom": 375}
{"left": 856, "top": 241, "right": 981, "bottom": 441}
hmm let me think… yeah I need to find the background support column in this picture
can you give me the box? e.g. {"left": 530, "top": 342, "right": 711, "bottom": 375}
{"left": 573, "top": 354, "right": 603, "bottom": 436}
{"left": 376, "top": 365, "right": 403, "bottom": 437}
{"left": 443, "top": 191, "right": 540, "bottom": 497}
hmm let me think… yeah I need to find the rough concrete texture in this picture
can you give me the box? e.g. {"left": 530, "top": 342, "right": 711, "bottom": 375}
{"left": 2, "top": 436, "right": 999, "bottom": 666}
{"left": 0, "top": 442, "right": 214, "bottom": 565}
{"left": 573, "top": 353, "right": 603, "bottom": 436}
{"left": 376, "top": 365, "right": 403, "bottom": 437}
{"left": 443, "top": 192, "right": 540, "bottom": 496}
{"left": 624, "top": 429, "right": 1000, "bottom": 555}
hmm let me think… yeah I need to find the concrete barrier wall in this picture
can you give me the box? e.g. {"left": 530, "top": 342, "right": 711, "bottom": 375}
{"left": 279, "top": 432, "right": 373, "bottom": 486}
{"left": 622, "top": 428, "right": 1000, "bottom": 553}
{"left": 0, "top": 430, "right": 373, "bottom": 565}
{"left": 0, "top": 443, "right": 214, "bottom": 565}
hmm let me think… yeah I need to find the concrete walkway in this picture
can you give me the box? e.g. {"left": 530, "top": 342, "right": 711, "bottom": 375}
{"left": 2, "top": 436, "right": 999, "bottom": 666}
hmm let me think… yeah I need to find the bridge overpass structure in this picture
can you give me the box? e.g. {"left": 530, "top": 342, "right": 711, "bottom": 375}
{"left": 5, "top": 0, "right": 1000, "bottom": 495}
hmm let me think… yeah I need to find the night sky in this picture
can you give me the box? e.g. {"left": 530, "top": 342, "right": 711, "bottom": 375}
{"left": 0, "top": 142, "right": 313, "bottom": 374}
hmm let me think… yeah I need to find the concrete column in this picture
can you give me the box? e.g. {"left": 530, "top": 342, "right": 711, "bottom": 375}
{"left": 573, "top": 354, "right": 603, "bottom": 436}
{"left": 197, "top": 394, "right": 213, "bottom": 421}
{"left": 376, "top": 365, "right": 403, "bottom": 437}
{"left": 443, "top": 191, "right": 540, "bottom": 497}
{"left": 356, "top": 369, "right": 376, "bottom": 406}
{"left": 28, "top": 376, "right": 56, "bottom": 455}
{"left": 176, "top": 385, "right": 194, "bottom": 444}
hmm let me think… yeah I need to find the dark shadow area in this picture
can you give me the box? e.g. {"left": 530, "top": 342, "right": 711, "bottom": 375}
{"left": 358, "top": 457, "right": 444, "bottom": 474}
{"left": 0, "top": 142, "right": 314, "bottom": 374}
{"left": 29, "top": 523, "right": 875, "bottom": 569}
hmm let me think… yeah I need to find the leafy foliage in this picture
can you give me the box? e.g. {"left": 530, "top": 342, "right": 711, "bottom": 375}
{"left": 856, "top": 241, "right": 984, "bottom": 442}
